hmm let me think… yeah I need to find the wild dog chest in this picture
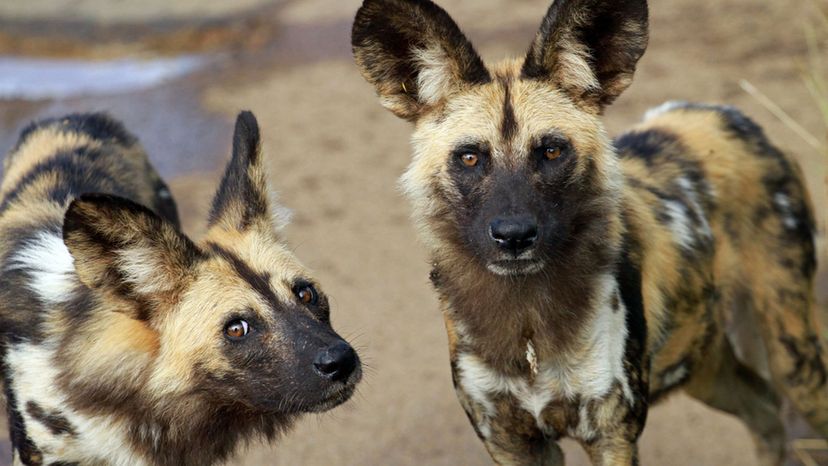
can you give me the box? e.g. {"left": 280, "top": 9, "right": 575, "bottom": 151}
{"left": 452, "top": 328, "right": 638, "bottom": 445}
{"left": 448, "top": 273, "right": 648, "bottom": 445}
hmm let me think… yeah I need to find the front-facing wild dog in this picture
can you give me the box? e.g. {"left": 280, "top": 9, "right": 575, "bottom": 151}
{"left": 353, "top": 0, "right": 828, "bottom": 464}
{"left": 0, "top": 112, "right": 362, "bottom": 466}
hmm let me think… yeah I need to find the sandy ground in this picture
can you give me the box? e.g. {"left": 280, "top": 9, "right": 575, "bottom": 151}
{"left": 0, "top": 0, "right": 827, "bottom": 465}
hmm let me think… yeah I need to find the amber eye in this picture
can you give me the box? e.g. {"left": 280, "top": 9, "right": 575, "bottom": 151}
{"left": 460, "top": 153, "right": 479, "bottom": 167}
{"left": 224, "top": 319, "right": 249, "bottom": 339}
{"left": 296, "top": 285, "right": 318, "bottom": 306}
{"left": 544, "top": 146, "right": 562, "bottom": 160}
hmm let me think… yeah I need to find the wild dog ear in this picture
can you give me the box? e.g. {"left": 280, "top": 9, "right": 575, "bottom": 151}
{"left": 207, "top": 111, "right": 290, "bottom": 233}
{"left": 521, "top": 0, "right": 648, "bottom": 112}
{"left": 63, "top": 193, "right": 202, "bottom": 300}
{"left": 352, "top": 0, "right": 491, "bottom": 121}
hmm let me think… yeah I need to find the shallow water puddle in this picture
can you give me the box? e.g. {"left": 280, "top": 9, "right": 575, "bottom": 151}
{"left": 0, "top": 55, "right": 209, "bottom": 100}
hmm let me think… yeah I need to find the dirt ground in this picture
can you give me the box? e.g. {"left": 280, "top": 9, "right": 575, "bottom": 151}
{"left": 0, "top": 0, "right": 827, "bottom": 465}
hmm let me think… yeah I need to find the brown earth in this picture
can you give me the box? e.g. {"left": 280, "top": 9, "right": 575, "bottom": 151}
{"left": 1, "top": 0, "right": 827, "bottom": 465}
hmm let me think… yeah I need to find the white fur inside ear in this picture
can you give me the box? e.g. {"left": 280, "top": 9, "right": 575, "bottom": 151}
{"left": 556, "top": 36, "right": 600, "bottom": 92}
{"left": 268, "top": 189, "right": 292, "bottom": 231}
{"left": 414, "top": 46, "right": 457, "bottom": 106}
{"left": 117, "top": 247, "right": 175, "bottom": 295}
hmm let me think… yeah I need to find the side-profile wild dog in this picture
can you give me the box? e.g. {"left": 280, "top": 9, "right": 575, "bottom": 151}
{"left": 0, "top": 111, "right": 362, "bottom": 466}
{"left": 353, "top": 0, "right": 828, "bottom": 464}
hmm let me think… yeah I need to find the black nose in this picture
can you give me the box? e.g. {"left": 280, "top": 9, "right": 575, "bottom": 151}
{"left": 314, "top": 341, "right": 358, "bottom": 382}
{"left": 489, "top": 217, "right": 538, "bottom": 255}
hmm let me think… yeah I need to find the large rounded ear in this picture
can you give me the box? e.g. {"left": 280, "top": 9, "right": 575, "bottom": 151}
{"left": 521, "top": 0, "right": 648, "bottom": 113}
{"left": 63, "top": 193, "right": 202, "bottom": 305}
{"left": 207, "top": 111, "right": 290, "bottom": 234}
{"left": 352, "top": 0, "right": 491, "bottom": 121}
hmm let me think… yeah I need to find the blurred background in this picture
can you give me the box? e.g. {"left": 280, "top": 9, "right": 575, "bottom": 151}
{"left": 0, "top": 0, "right": 826, "bottom": 464}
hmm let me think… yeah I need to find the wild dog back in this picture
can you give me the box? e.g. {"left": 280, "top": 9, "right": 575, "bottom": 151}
{"left": 0, "top": 112, "right": 362, "bottom": 466}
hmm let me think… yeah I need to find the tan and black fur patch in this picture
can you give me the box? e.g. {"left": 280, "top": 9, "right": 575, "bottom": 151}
{"left": 353, "top": 1, "right": 827, "bottom": 465}
{"left": 0, "top": 112, "right": 361, "bottom": 465}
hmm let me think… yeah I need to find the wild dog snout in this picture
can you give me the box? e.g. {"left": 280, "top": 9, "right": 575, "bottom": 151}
{"left": 489, "top": 216, "right": 538, "bottom": 256}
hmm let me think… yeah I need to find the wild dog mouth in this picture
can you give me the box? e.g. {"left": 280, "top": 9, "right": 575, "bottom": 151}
{"left": 486, "top": 259, "right": 546, "bottom": 276}
{"left": 306, "top": 379, "right": 360, "bottom": 413}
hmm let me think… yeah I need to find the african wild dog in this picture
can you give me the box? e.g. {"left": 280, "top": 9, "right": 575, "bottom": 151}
{"left": 352, "top": 0, "right": 828, "bottom": 464}
{"left": 0, "top": 111, "right": 362, "bottom": 465}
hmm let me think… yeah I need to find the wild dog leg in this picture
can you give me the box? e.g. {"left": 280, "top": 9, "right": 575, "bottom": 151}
{"left": 684, "top": 339, "right": 785, "bottom": 466}
{"left": 759, "top": 301, "right": 828, "bottom": 438}
{"left": 737, "top": 160, "right": 828, "bottom": 437}
{"left": 581, "top": 437, "right": 638, "bottom": 466}
{"left": 482, "top": 435, "right": 563, "bottom": 466}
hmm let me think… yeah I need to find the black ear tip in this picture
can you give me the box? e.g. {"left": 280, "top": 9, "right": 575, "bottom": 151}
{"left": 353, "top": 0, "right": 432, "bottom": 26}
{"left": 235, "top": 111, "right": 259, "bottom": 133}
{"left": 234, "top": 111, "right": 260, "bottom": 144}
{"left": 232, "top": 110, "right": 262, "bottom": 163}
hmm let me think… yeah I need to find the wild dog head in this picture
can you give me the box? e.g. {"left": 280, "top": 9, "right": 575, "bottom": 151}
{"left": 59, "top": 112, "right": 361, "bottom": 442}
{"left": 353, "top": 0, "right": 648, "bottom": 277}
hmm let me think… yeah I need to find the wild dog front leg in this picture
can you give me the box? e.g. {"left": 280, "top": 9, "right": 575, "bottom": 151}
{"left": 454, "top": 386, "right": 562, "bottom": 466}
{"left": 578, "top": 388, "right": 647, "bottom": 466}
{"left": 482, "top": 426, "right": 563, "bottom": 466}
{"left": 483, "top": 401, "right": 564, "bottom": 466}
{"left": 484, "top": 440, "right": 564, "bottom": 466}
{"left": 581, "top": 437, "right": 639, "bottom": 466}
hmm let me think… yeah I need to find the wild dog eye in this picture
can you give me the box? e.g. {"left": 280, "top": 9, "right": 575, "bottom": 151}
{"left": 224, "top": 319, "right": 250, "bottom": 339}
{"left": 460, "top": 153, "right": 479, "bottom": 167}
{"left": 533, "top": 135, "right": 570, "bottom": 165}
{"left": 544, "top": 146, "right": 562, "bottom": 160}
{"left": 295, "top": 284, "right": 319, "bottom": 306}
{"left": 451, "top": 144, "right": 488, "bottom": 172}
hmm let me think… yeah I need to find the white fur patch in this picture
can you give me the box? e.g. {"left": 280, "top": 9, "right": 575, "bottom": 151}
{"left": 455, "top": 275, "right": 632, "bottom": 438}
{"left": 660, "top": 364, "right": 689, "bottom": 388}
{"left": 413, "top": 46, "right": 456, "bottom": 106}
{"left": 455, "top": 353, "right": 500, "bottom": 438}
{"left": 556, "top": 46, "right": 600, "bottom": 92}
{"left": 6, "top": 342, "right": 147, "bottom": 465}
{"left": 676, "top": 176, "right": 713, "bottom": 241}
{"left": 660, "top": 199, "right": 694, "bottom": 250}
{"left": 643, "top": 100, "right": 690, "bottom": 121}
{"left": 268, "top": 189, "right": 293, "bottom": 231}
{"left": 6, "top": 232, "right": 75, "bottom": 305}
{"left": 773, "top": 192, "right": 798, "bottom": 230}
{"left": 573, "top": 404, "right": 595, "bottom": 440}
{"left": 658, "top": 177, "right": 714, "bottom": 251}
{"left": 117, "top": 247, "right": 171, "bottom": 294}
